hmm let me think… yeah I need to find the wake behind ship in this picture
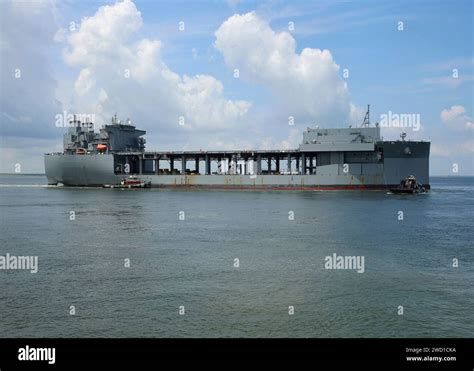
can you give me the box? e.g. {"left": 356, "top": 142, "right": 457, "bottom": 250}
{"left": 44, "top": 111, "right": 430, "bottom": 190}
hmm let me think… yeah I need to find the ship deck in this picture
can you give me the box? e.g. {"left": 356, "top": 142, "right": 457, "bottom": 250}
{"left": 115, "top": 148, "right": 317, "bottom": 176}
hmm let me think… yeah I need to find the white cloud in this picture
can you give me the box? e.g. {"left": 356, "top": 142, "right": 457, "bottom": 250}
{"left": 431, "top": 141, "right": 474, "bottom": 157}
{"left": 0, "top": 0, "right": 61, "bottom": 139}
{"left": 421, "top": 75, "right": 473, "bottom": 88}
{"left": 0, "top": 137, "right": 62, "bottom": 173}
{"left": 60, "top": 0, "right": 250, "bottom": 131}
{"left": 64, "top": 0, "right": 143, "bottom": 67}
{"left": 460, "top": 140, "right": 474, "bottom": 154}
{"left": 430, "top": 144, "right": 451, "bottom": 157}
{"left": 421, "top": 57, "right": 474, "bottom": 73}
{"left": 440, "top": 105, "right": 474, "bottom": 130}
{"left": 74, "top": 68, "right": 95, "bottom": 95}
{"left": 227, "top": 0, "right": 243, "bottom": 9}
{"left": 214, "top": 11, "right": 358, "bottom": 126}
{"left": 53, "top": 27, "right": 67, "bottom": 43}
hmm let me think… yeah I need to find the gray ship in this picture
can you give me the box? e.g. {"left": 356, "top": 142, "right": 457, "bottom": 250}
{"left": 44, "top": 109, "right": 430, "bottom": 190}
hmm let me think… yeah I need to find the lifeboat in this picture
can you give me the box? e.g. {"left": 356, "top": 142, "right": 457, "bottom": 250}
{"left": 75, "top": 148, "right": 87, "bottom": 155}
{"left": 97, "top": 144, "right": 107, "bottom": 152}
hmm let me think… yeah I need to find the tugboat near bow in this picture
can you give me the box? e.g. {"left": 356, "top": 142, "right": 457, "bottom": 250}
{"left": 390, "top": 175, "right": 426, "bottom": 194}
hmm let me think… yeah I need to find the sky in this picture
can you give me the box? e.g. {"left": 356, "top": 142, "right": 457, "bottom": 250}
{"left": 0, "top": 0, "right": 472, "bottom": 175}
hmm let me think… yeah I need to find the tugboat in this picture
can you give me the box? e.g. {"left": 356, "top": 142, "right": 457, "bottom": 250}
{"left": 390, "top": 175, "right": 426, "bottom": 194}
{"left": 103, "top": 176, "right": 151, "bottom": 189}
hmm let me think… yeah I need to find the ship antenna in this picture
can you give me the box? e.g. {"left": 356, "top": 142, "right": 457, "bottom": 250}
{"left": 362, "top": 104, "right": 370, "bottom": 127}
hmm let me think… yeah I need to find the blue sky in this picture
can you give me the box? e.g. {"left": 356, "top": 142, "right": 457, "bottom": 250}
{"left": 0, "top": 0, "right": 473, "bottom": 175}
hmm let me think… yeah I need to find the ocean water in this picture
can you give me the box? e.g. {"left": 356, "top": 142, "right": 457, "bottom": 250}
{"left": 0, "top": 175, "right": 472, "bottom": 338}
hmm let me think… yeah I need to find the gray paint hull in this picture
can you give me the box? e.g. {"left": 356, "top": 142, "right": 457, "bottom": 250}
{"left": 45, "top": 141, "right": 430, "bottom": 190}
{"left": 45, "top": 153, "right": 120, "bottom": 186}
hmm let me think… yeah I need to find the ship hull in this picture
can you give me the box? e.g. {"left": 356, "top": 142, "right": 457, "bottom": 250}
{"left": 44, "top": 153, "right": 120, "bottom": 186}
{"left": 44, "top": 142, "right": 431, "bottom": 190}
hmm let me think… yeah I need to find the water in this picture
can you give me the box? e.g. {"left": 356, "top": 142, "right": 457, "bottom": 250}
{"left": 0, "top": 175, "right": 473, "bottom": 338}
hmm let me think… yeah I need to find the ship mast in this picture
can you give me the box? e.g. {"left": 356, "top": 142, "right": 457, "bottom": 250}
{"left": 361, "top": 104, "right": 370, "bottom": 127}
